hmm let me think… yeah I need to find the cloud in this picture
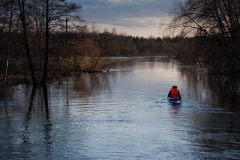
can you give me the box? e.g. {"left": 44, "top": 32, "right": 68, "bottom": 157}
{"left": 108, "top": 0, "right": 121, "bottom": 3}
{"left": 81, "top": 0, "right": 172, "bottom": 20}
{"left": 71, "top": 0, "right": 173, "bottom": 17}
{"left": 67, "top": 0, "right": 174, "bottom": 37}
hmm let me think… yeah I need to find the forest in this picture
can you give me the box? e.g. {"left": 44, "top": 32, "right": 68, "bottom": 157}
{"left": 0, "top": 0, "right": 165, "bottom": 89}
{"left": 0, "top": 0, "right": 240, "bottom": 89}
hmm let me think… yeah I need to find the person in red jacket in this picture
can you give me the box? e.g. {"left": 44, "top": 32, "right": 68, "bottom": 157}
{"left": 168, "top": 86, "right": 181, "bottom": 99}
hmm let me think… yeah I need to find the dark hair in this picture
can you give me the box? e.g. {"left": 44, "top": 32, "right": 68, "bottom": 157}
{"left": 172, "top": 85, "right": 177, "bottom": 89}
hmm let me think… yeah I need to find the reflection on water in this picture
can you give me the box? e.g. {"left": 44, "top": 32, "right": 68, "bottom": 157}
{"left": 179, "top": 64, "right": 240, "bottom": 112}
{"left": 170, "top": 103, "right": 182, "bottom": 117}
{"left": 0, "top": 57, "right": 240, "bottom": 159}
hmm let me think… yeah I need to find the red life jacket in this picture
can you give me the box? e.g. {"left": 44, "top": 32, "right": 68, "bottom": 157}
{"left": 170, "top": 88, "right": 179, "bottom": 98}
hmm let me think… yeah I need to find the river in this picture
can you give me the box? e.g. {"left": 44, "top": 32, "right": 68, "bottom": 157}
{"left": 0, "top": 56, "right": 240, "bottom": 159}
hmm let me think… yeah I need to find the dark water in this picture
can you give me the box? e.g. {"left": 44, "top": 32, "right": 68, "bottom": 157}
{"left": 0, "top": 57, "right": 240, "bottom": 160}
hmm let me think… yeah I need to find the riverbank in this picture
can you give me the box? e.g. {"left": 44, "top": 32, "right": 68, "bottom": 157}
{"left": 0, "top": 57, "right": 134, "bottom": 96}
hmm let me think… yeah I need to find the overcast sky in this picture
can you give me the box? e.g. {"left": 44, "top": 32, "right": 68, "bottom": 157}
{"left": 68, "top": 0, "right": 174, "bottom": 37}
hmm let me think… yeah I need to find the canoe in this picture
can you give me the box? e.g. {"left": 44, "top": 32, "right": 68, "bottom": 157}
{"left": 167, "top": 97, "right": 182, "bottom": 104}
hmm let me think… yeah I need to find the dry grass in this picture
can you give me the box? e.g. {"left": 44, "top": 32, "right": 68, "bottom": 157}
{"left": 0, "top": 57, "right": 130, "bottom": 94}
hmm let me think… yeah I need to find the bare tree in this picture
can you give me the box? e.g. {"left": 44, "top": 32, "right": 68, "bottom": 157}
{"left": 17, "top": 0, "right": 38, "bottom": 88}
{"left": 169, "top": 0, "right": 240, "bottom": 74}
{"left": 0, "top": 0, "right": 16, "bottom": 86}
{"left": 14, "top": 0, "right": 83, "bottom": 87}
{"left": 39, "top": 0, "right": 82, "bottom": 87}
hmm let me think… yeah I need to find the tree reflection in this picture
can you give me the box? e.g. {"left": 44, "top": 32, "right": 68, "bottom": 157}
{"left": 25, "top": 87, "right": 36, "bottom": 119}
{"left": 42, "top": 85, "right": 49, "bottom": 118}
{"left": 23, "top": 85, "right": 52, "bottom": 158}
{"left": 41, "top": 85, "right": 52, "bottom": 158}
{"left": 178, "top": 65, "right": 240, "bottom": 112}
{"left": 171, "top": 103, "right": 182, "bottom": 117}
{"left": 21, "top": 87, "right": 37, "bottom": 159}
{"left": 74, "top": 72, "right": 110, "bottom": 97}
{"left": 4, "top": 98, "right": 8, "bottom": 116}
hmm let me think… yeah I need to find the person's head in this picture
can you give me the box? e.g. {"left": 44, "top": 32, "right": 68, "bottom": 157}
{"left": 172, "top": 85, "right": 177, "bottom": 89}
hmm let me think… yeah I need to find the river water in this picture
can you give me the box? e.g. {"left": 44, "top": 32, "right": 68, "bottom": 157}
{"left": 0, "top": 57, "right": 240, "bottom": 159}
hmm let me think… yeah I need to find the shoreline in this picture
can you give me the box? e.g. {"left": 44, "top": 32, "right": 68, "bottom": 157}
{"left": 0, "top": 57, "right": 136, "bottom": 96}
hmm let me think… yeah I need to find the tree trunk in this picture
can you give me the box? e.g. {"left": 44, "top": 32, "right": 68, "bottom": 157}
{"left": 2, "top": 0, "right": 14, "bottom": 86}
{"left": 40, "top": 0, "right": 49, "bottom": 87}
{"left": 18, "top": 0, "right": 38, "bottom": 88}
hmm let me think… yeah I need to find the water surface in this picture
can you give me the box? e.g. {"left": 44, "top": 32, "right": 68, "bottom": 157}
{"left": 0, "top": 57, "right": 240, "bottom": 159}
